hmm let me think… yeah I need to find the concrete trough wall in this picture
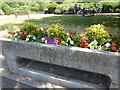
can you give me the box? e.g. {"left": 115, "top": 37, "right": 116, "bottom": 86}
{"left": 0, "top": 38, "right": 120, "bottom": 89}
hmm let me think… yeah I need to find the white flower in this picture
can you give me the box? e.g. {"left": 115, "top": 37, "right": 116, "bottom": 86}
{"left": 14, "top": 33, "right": 18, "bottom": 37}
{"left": 41, "top": 38, "right": 45, "bottom": 42}
{"left": 105, "top": 43, "right": 110, "bottom": 47}
{"left": 40, "top": 27, "right": 43, "bottom": 31}
{"left": 98, "top": 46, "right": 102, "bottom": 50}
{"left": 45, "top": 40, "right": 47, "bottom": 44}
{"left": 70, "top": 41, "right": 74, "bottom": 45}
{"left": 89, "top": 40, "right": 98, "bottom": 45}
{"left": 15, "top": 38, "right": 18, "bottom": 41}
{"left": 65, "top": 43, "right": 68, "bottom": 46}
{"left": 20, "top": 32, "right": 23, "bottom": 35}
{"left": 28, "top": 35, "right": 31, "bottom": 37}
{"left": 66, "top": 33, "right": 69, "bottom": 35}
{"left": 25, "top": 38, "right": 29, "bottom": 41}
{"left": 67, "top": 37, "right": 71, "bottom": 42}
{"left": 33, "top": 36, "right": 36, "bottom": 40}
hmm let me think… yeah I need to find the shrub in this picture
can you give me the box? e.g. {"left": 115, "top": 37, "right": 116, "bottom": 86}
{"left": 47, "top": 23, "right": 67, "bottom": 39}
{"left": 2, "top": 2, "right": 11, "bottom": 13}
{"left": 21, "top": 23, "right": 38, "bottom": 36}
{"left": 55, "top": 4, "right": 74, "bottom": 14}
{"left": 46, "top": 2, "right": 58, "bottom": 14}
{"left": 86, "top": 24, "right": 110, "bottom": 44}
{"left": 98, "top": 1, "right": 120, "bottom": 13}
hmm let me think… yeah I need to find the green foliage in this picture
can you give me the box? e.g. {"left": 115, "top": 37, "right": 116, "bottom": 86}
{"left": 21, "top": 23, "right": 38, "bottom": 36}
{"left": 46, "top": 3, "right": 58, "bottom": 14}
{"left": 98, "top": 1, "right": 120, "bottom": 13}
{"left": 86, "top": 24, "right": 110, "bottom": 44}
{"left": 55, "top": 4, "right": 74, "bottom": 14}
{"left": 48, "top": 23, "right": 67, "bottom": 39}
{"left": 2, "top": 2, "right": 11, "bottom": 13}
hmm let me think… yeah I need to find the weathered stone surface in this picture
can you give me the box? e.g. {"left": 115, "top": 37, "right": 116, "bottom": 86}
{"left": 0, "top": 38, "right": 119, "bottom": 88}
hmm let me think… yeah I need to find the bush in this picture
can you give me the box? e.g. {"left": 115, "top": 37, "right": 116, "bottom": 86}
{"left": 55, "top": 4, "right": 75, "bottom": 14}
{"left": 47, "top": 23, "right": 67, "bottom": 39}
{"left": 2, "top": 2, "right": 11, "bottom": 13}
{"left": 86, "top": 24, "right": 110, "bottom": 44}
{"left": 98, "top": 1, "right": 120, "bottom": 13}
{"left": 21, "top": 23, "right": 38, "bottom": 36}
{"left": 46, "top": 2, "right": 58, "bottom": 14}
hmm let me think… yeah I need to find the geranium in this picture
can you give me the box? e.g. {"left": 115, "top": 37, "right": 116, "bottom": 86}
{"left": 81, "top": 38, "right": 85, "bottom": 43}
{"left": 111, "top": 46, "right": 117, "bottom": 51}
{"left": 8, "top": 32, "right": 14, "bottom": 34}
{"left": 80, "top": 42, "right": 84, "bottom": 47}
{"left": 84, "top": 42, "right": 89, "bottom": 45}
{"left": 112, "top": 42, "right": 117, "bottom": 46}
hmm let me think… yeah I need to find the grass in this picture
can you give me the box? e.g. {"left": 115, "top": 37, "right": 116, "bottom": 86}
{"left": 24, "top": 15, "right": 119, "bottom": 35}
{"left": 0, "top": 15, "right": 119, "bottom": 35}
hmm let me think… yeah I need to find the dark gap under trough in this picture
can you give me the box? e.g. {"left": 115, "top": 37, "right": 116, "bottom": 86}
{"left": 16, "top": 57, "right": 111, "bottom": 88}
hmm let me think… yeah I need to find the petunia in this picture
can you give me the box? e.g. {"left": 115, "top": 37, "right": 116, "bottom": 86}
{"left": 53, "top": 40, "right": 59, "bottom": 46}
{"left": 105, "top": 43, "right": 110, "bottom": 47}
{"left": 67, "top": 37, "right": 71, "bottom": 42}
{"left": 45, "top": 25, "right": 49, "bottom": 28}
{"left": 70, "top": 41, "right": 74, "bottom": 45}
{"left": 25, "top": 38, "right": 29, "bottom": 41}
{"left": 48, "top": 40, "right": 52, "bottom": 44}
{"left": 71, "top": 37, "right": 76, "bottom": 39}
{"left": 33, "top": 36, "right": 36, "bottom": 40}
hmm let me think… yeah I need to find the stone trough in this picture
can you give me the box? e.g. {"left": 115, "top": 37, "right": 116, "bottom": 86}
{"left": 0, "top": 38, "right": 120, "bottom": 89}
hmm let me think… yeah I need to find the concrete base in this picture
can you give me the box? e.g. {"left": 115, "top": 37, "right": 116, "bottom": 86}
{"left": 0, "top": 38, "right": 120, "bottom": 89}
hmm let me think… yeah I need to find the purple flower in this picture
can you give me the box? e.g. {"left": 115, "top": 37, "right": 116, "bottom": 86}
{"left": 53, "top": 37, "right": 56, "bottom": 39}
{"left": 53, "top": 40, "right": 59, "bottom": 46}
{"left": 44, "top": 36, "right": 52, "bottom": 44}
{"left": 48, "top": 40, "right": 52, "bottom": 44}
{"left": 71, "top": 37, "right": 76, "bottom": 39}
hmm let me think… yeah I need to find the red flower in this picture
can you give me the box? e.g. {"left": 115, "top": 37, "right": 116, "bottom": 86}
{"left": 70, "top": 32, "right": 73, "bottom": 34}
{"left": 25, "top": 35, "right": 28, "bottom": 37}
{"left": 112, "top": 42, "right": 116, "bottom": 46}
{"left": 20, "top": 34, "right": 24, "bottom": 37}
{"left": 84, "top": 42, "right": 89, "bottom": 45}
{"left": 81, "top": 38, "right": 85, "bottom": 43}
{"left": 20, "top": 30, "right": 24, "bottom": 32}
{"left": 8, "top": 32, "right": 13, "bottom": 34}
{"left": 39, "top": 29, "right": 42, "bottom": 31}
{"left": 111, "top": 46, "right": 117, "bottom": 51}
{"left": 69, "top": 32, "right": 76, "bottom": 34}
{"left": 56, "top": 37, "right": 59, "bottom": 39}
{"left": 80, "top": 42, "right": 85, "bottom": 47}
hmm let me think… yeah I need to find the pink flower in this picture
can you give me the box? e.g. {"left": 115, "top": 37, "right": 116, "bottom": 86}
{"left": 45, "top": 25, "right": 49, "bottom": 28}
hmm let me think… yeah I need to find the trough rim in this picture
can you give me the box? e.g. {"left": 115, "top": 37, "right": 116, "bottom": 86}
{"left": 0, "top": 37, "right": 120, "bottom": 56}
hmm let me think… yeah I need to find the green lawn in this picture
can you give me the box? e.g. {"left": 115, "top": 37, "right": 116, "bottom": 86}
{"left": 24, "top": 15, "right": 119, "bottom": 35}
{"left": 0, "top": 15, "right": 119, "bottom": 35}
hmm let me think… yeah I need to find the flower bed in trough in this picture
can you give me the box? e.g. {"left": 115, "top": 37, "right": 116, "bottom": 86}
{"left": 1, "top": 23, "right": 120, "bottom": 88}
